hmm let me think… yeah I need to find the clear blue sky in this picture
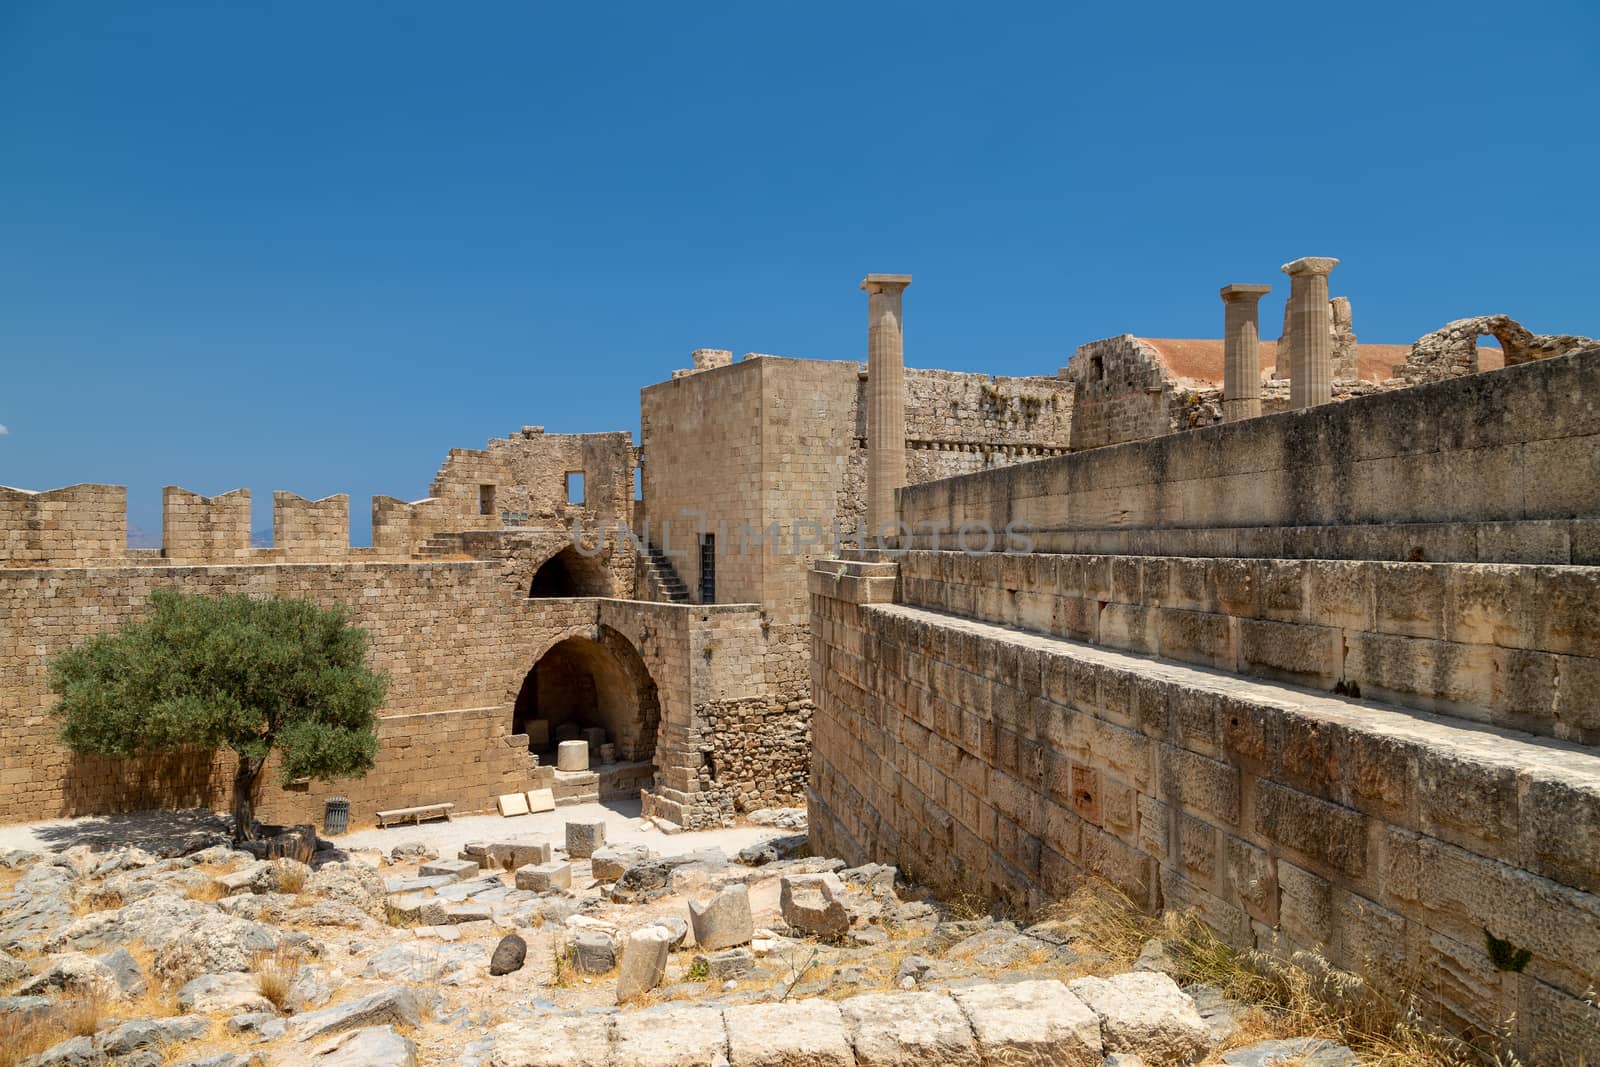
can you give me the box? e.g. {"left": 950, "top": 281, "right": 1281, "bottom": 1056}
{"left": 2, "top": 2, "right": 1595, "bottom": 544}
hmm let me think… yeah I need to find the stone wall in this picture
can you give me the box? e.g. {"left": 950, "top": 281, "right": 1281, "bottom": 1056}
{"left": 1067, "top": 336, "right": 1179, "bottom": 451}
{"left": 1400, "top": 315, "right": 1594, "bottom": 385}
{"left": 898, "top": 550, "right": 1598, "bottom": 744}
{"left": 161, "top": 487, "right": 253, "bottom": 562}
{"left": 900, "top": 346, "right": 1600, "bottom": 551}
{"left": 808, "top": 559, "right": 1600, "bottom": 1061}
{"left": 0, "top": 484, "right": 126, "bottom": 565}
{"left": 272, "top": 492, "right": 349, "bottom": 558}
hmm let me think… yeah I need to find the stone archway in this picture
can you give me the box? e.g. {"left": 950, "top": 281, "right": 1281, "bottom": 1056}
{"left": 528, "top": 545, "right": 612, "bottom": 598}
{"left": 1401, "top": 315, "right": 1594, "bottom": 384}
{"left": 511, "top": 625, "right": 659, "bottom": 797}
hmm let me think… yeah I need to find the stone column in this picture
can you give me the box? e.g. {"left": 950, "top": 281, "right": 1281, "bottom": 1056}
{"left": 1281, "top": 257, "right": 1339, "bottom": 409}
{"left": 1220, "top": 284, "right": 1270, "bottom": 422}
{"left": 861, "top": 273, "right": 912, "bottom": 540}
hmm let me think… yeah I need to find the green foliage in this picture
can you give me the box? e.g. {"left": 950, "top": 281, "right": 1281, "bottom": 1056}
{"left": 1483, "top": 928, "right": 1532, "bottom": 973}
{"left": 49, "top": 590, "right": 387, "bottom": 786}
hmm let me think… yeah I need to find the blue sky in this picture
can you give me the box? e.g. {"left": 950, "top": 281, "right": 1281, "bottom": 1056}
{"left": 2, "top": 2, "right": 1595, "bottom": 544}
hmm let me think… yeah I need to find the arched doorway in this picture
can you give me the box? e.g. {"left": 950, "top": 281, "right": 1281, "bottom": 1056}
{"left": 529, "top": 546, "right": 611, "bottom": 598}
{"left": 511, "top": 626, "right": 659, "bottom": 798}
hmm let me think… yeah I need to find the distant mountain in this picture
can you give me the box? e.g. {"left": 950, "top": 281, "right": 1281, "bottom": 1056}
{"left": 126, "top": 525, "right": 161, "bottom": 550}
{"left": 251, "top": 528, "right": 272, "bottom": 548}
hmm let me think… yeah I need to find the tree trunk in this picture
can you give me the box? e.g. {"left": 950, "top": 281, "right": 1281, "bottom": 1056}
{"left": 232, "top": 756, "right": 265, "bottom": 842}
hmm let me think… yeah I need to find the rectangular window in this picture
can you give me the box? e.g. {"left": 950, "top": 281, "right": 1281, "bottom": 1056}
{"left": 633, "top": 466, "right": 643, "bottom": 502}
{"left": 566, "top": 472, "right": 585, "bottom": 506}
{"left": 699, "top": 533, "right": 716, "bottom": 604}
{"left": 479, "top": 484, "right": 496, "bottom": 516}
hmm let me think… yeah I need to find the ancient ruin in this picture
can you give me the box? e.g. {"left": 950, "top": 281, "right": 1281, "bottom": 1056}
{"left": 2, "top": 260, "right": 1597, "bottom": 1064}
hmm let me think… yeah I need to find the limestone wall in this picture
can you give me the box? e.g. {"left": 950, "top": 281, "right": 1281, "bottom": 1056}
{"left": 0, "top": 484, "right": 126, "bottom": 565}
{"left": 808, "top": 559, "right": 1600, "bottom": 1060}
{"left": 161, "top": 487, "right": 253, "bottom": 561}
{"left": 899, "top": 550, "right": 1597, "bottom": 744}
{"left": 900, "top": 347, "right": 1600, "bottom": 555}
{"left": 272, "top": 492, "right": 349, "bottom": 558}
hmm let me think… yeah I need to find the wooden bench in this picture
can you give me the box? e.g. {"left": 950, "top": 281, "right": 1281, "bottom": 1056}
{"left": 375, "top": 802, "right": 454, "bottom": 828}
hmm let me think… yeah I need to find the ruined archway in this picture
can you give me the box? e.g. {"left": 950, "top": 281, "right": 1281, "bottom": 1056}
{"left": 511, "top": 625, "right": 659, "bottom": 797}
{"left": 528, "top": 545, "right": 611, "bottom": 598}
{"left": 1401, "top": 315, "right": 1594, "bottom": 384}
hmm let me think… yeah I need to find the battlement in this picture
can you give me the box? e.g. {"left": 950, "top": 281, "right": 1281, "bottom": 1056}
{"left": 0, "top": 483, "right": 126, "bottom": 564}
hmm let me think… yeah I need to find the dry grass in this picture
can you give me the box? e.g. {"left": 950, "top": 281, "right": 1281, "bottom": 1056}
{"left": 70, "top": 885, "right": 123, "bottom": 917}
{"left": 273, "top": 860, "right": 308, "bottom": 894}
{"left": 184, "top": 878, "right": 230, "bottom": 903}
{"left": 0, "top": 865, "right": 26, "bottom": 895}
{"left": 1037, "top": 885, "right": 1524, "bottom": 1067}
{"left": 0, "top": 995, "right": 109, "bottom": 1067}
{"left": 251, "top": 944, "right": 303, "bottom": 1011}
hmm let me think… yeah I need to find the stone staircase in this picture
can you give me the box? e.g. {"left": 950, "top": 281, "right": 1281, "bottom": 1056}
{"left": 640, "top": 542, "right": 690, "bottom": 603}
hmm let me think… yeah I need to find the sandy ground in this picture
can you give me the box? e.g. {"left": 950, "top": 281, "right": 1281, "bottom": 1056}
{"left": 0, "top": 799, "right": 792, "bottom": 860}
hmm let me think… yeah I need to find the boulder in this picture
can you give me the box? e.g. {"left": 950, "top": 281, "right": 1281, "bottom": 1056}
{"left": 489, "top": 934, "right": 527, "bottom": 976}
{"left": 97, "top": 947, "right": 148, "bottom": 998}
{"left": 226, "top": 1011, "right": 286, "bottom": 1039}
{"left": 565, "top": 821, "right": 606, "bottom": 859}
{"left": 571, "top": 929, "right": 617, "bottom": 975}
{"left": 0, "top": 947, "right": 30, "bottom": 986}
{"left": 688, "top": 883, "right": 754, "bottom": 951}
{"left": 694, "top": 947, "right": 755, "bottom": 980}
{"left": 590, "top": 844, "right": 650, "bottom": 882}
{"left": 361, "top": 943, "right": 481, "bottom": 984}
{"left": 1221, "top": 1038, "right": 1359, "bottom": 1067}
{"left": 306, "top": 861, "right": 388, "bottom": 919}
{"left": 151, "top": 909, "right": 280, "bottom": 982}
{"left": 288, "top": 986, "right": 423, "bottom": 1042}
{"left": 838, "top": 992, "right": 979, "bottom": 1067}
{"left": 97, "top": 1015, "right": 209, "bottom": 1057}
{"left": 1068, "top": 972, "right": 1210, "bottom": 1062}
{"left": 286, "top": 964, "right": 335, "bottom": 1011}
{"left": 952, "top": 979, "right": 1103, "bottom": 1063}
{"left": 779, "top": 873, "right": 851, "bottom": 940}
{"left": 17, "top": 951, "right": 122, "bottom": 999}
{"left": 644, "top": 916, "right": 689, "bottom": 950}
{"left": 178, "top": 972, "right": 275, "bottom": 1015}
{"left": 218, "top": 860, "right": 280, "bottom": 895}
{"left": 388, "top": 842, "right": 437, "bottom": 864}
{"left": 615, "top": 925, "right": 673, "bottom": 1003}
{"left": 300, "top": 1025, "right": 418, "bottom": 1067}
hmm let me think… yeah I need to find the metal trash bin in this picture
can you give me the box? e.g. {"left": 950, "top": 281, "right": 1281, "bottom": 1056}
{"left": 323, "top": 796, "right": 350, "bottom": 836}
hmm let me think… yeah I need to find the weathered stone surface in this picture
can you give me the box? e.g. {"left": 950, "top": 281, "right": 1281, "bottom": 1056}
{"left": 571, "top": 929, "right": 617, "bottom": 974}
{"left": 306, "top": 861, "right": 387, "bottom": 919}
{"left": 565, "top": 821, "right": 606, "bottom": 858}
{"left": 489, "top": 933, "right": 527, "bottom": 976}
{"left": 952, "top": 979, "right": 1103, "bottom": 1064}
{"left": 609, "top": 1004, "right": 728, "bottom": 1067}
{"left": 1222, "top": 1037, "right": 1358, "bottom": 1067}
{"left": 418, "top": 858, "right": 479, "bottom": 882}
{"left": 724, "top": 999, "right": 854, "bottom": 1067}
{"left": 615, "top": 925, "right": 673, "bottom": 1003}
{"left": 17, "top": 951, "right": 122, "bottom": 999}
{"left": 96, "top": 1015, "right": 209, "bottom": 1057}
{"left": 297, "top": 1025, "right": 419, "bottom": 1067}
{"left": 177, "top": 971, "right": 275, "bottom": 1014}
{"left": 646, "top": 915, "right": 690, "bottom": 949}
{"left": 488, "top": 1015, "right": 610, "bottom": 1067}
{"left": 591, "top": 844, "right": 650, "bottom": 882}
{"left": 695, "top": 947, "right": 755, "bottom": 980}
{"left": 361, "top": 943, "right": 481, "bottom": 984}
{"left": 689, "top": 883, "right": 754, "bottom": 951}
{"left": 514, "top": 861, "right": 572, "bottom": 892}
{"left": 288, "top": 986, "right": 422, "bottom": 1041}
{"left": 1068, "top": 972, "right": 1209, "bottom": 1062}
{"left": 839, "top": 991, "right": 979, "bottom": 1067}
{"left": 779, "top": 872, "right": 851, "bottom": 940}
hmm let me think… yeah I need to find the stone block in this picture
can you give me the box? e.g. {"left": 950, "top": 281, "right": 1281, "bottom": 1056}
{"left": 565, "top": 820, "right": 607, "bottom": 858}
{"left": 496, "top": 793, "right": 530, "bottom": 818}
{"left": 1253, "top": 780, "right": 1366, "bottom": 878}
{"left": 688, "top": 883, "right": 754, "bottom": 951}
{"left": 838, "top": 991, "right": 979, "bottom": 1066}
{"left": 416, "top": 858, "right": 477, "bottom": 883}
{"left": 488, "top": 1015, "right": 610, "bottom": 1067}
{"left": 693, "top": 947, "right": 754, "bottom": 980}
{"left": 779, "top": 872, "right": 850, "bottom": 940}
{"left": 513, "top": 861, "right": 572, "bottom": 892}
{"left": 591, "top": 844, "right": 651, "bottom": 882}
{"left": 951, "top": 979, "right": 1102, "bottom": 1064}
{"left": 557, "top": 740, "right": 590, "bottom": 771}
{"left": 610, "top": 1004, "right": 728, "bottom": 1067}
{"left": 570, "top": 929, "right": 616, "bottom": 975}
{"left": 525, "top": 788, "right": 556, "bottom": 813}
{"left": 1067, "top": 971, "right": 1209, "bottom": 1062}
{"left": 724, "top": 1000, "right": 854, "bottom": 1067}
{"left": 615, "top": 925, "right": 673, "bottom": 1003}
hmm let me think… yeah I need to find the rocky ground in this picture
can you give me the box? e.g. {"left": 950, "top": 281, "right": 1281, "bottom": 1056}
{"left": 0, "top": 807, "right": 1364, "bottom": 1067}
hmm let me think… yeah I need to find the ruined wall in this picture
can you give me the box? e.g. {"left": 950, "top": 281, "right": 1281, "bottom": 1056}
{"left": 0, "top": 484, "right": 126, "bottom": 565}
{"left": 901, "top": 346, "right": 1600, "bottom": 552}
{"left": 1067, "top": 336, "right": 1178, "bottom": 451}
{"left": 808, "top": 561, "right": 1600, "bottom": 1062}
{"left": 1400, "top": 315, "right": 1595, "bottom": 385}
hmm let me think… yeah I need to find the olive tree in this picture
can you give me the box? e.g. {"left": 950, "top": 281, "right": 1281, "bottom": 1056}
{"left": 50, "top": 590, "right": 388, "bottom": 841}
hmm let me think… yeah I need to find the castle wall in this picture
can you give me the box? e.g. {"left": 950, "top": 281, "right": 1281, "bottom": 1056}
{"left": 808, "top": 561, "right": 1600, "bottom": 1061}
{"left": 0, "top": 484, "right": 126, "bottom": 564}
{"left": 161, "top": 487, "right": 253, "bottom": 561}
{"left": 0, "top": 557, "right": 770, "bottom": 829}
{"left": 273, "top": 492, "right": 349, "bottom": 558}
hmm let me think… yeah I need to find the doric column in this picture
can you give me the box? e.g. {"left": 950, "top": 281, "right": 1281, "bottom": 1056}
{"left": 861, "top": 273, "right": 912, "bottom": 540}
{"left": 1220, "top": 284, "right": 1271, "bottom": 422}
{"left": 1281, "top": 257, "right": 1339, "bottom": 409}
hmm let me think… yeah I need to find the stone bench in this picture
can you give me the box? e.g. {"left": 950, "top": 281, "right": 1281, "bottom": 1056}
{"left": 375, "top": 802, "right": 454, "bottom": 828}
